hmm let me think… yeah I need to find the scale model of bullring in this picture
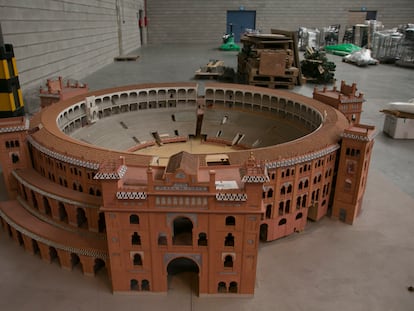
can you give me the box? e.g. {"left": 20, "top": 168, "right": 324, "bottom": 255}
{"left": 0, "top": 54, "right": 375, "bottom": 295}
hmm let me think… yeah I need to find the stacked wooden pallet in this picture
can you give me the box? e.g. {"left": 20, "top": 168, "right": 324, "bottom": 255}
{"left": 237, "top": 29, "right": 302, "bottom": 89}
{"left": 194, "top": 60, "right": 225, "bottom": 79}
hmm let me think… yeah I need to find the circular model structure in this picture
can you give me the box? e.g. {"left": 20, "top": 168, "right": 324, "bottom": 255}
{"left": 0, "top": 82, "right": 375, "bottom": 295}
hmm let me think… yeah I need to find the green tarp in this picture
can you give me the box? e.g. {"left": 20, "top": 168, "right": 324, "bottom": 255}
{"left": 324, "top": 44, "right": 361, "bottom": 56}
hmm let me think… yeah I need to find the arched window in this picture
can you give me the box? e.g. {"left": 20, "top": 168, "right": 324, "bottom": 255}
{"left": 89, "top": 188, "right": 95, "bottom": 195}
{"left": 218, "top": 282, "right": 227, "bottom": 293}
{"left": 279, "top": 202, "right": 284, "bottom": 215}
{"left": 267, "top": 188, "right": 273, "bottom": 198}
{"left": 76, "top": 208, "right": 87, "bottom": 228}
{"left": 224, "top": 233, "right": 234, "bottom": 247}
{"left": 198, "top": 232, "right": 208, "bottom": 246}
{"left": 280, "top": 186, "right": 286, "bottom": 195}
{"left": 279, "top": 218, "right": 287, "bottom": 226}
{"left": 229, "top": 281, "right": 238, "bottom": 293}
{"left": 296, "top": 213, "right": 303, "bottom": 220}
{"left": 173, "top": 217, "right": 193, "bottom": 246}
{"left": 298, "top": 181, "right": 303, "bottom": 190}
{"left": 131, "top": 232, "right": 141, "bottom": 245}
{"left": 287, "top": 184, "right": 292, "bottom": 193}
{"left": 58, "top": 202, "right": 68, "bottom": 222}
{"left": 98, "top": 212, "right": 106, "bottom": 233}
{"left": 130, "top": 214, "right": 139, "bottom": 224}
{"left": 43, "top": 197, "right": 51, "bottom": 216}
{"left": 11, "top": 153, "right": 19, "bottom": 163}
{"left": 296, "top": 197, "right": 301, "bottom": 209}
{"left": 225, "top": 216, "right": 235, "bottom": 226}
{"left": 130, "top": 279, "right": 139, "bottom": 291}
{"left": 31, "top": 190, "right": 38, "bottom": 209}
{"left": 224, "top": 255, "right": 233, "bottom": 268}
{"left": 133, "top": 254, "right": 142, "bottom": 266}
{"left": 304, "top": 179, "right": 309, "bottom": 188}
{"left": 285, "top": 200, "right": 291, "bottom": 213}
{"left": 158, "top": 233, "right": 167, "bottom": 246}
{"left": 266, "top": 204, "right": 272, "bottom": 219}
{"left": 302, "top": 194, "right": 307, "bottom": 207}
{"left": 141, "top": 279, "right": 150, "bottom": 291}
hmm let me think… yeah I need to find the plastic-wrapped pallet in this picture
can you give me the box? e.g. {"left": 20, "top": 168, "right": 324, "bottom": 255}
{"left": 371, "top": 29, "right": 403, "bottom": 63}
{"left": 396, "top": 25, "right": 414, "bottom": 68}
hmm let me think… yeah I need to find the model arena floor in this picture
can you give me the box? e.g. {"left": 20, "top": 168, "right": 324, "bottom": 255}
{"left": 1, "top": 43, "right": 414, "bottom": 311}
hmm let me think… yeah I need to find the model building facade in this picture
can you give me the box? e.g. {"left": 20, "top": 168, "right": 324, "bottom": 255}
{"left": 0, "top": 42, "right": 375, "bottom": 295}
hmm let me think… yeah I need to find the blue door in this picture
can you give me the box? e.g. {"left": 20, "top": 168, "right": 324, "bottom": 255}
{"left": 226, "top": 10, "right": 256, "bottom": 42}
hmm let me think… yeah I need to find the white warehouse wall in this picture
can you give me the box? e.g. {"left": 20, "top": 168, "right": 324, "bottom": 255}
{"left": 0, "top": 0, "right": 144, "bottom": 108}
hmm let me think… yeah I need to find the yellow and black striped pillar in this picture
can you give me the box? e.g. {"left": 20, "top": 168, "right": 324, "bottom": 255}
{"left": 0, "top": 25, "right": 24, "bottom": 118}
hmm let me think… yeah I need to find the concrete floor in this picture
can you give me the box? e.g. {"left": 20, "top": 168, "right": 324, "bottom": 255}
{"left": 1, "top": 43, "right": 414, "bottom": 311}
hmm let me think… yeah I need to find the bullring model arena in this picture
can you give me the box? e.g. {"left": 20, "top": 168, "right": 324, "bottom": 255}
{"left": 0, "top": 82, "right": 375, "bottom": 295}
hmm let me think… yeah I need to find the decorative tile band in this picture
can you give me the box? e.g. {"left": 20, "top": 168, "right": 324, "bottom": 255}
{"left": 27, "top": 136, "right": 100, "bottom": 170}
{"left": 94, "top": 165, "right": 127, "bottom": 180}
{"left": 116, "top": 191, "right": 147, "bottom": 200}
{"left": 242, "top": 175, "right": 269, "bottom": 183}
{"left": 216, "top": 193, "right": 247, "bottom": 201}
{"left": 0, "top": 118, "right": 30, "bottom": 133}
{"left": 341, "top": 133, "right": 371, "bottom": 141}
{"left": 265, "top": 144, "right": 340, "bottom": 169}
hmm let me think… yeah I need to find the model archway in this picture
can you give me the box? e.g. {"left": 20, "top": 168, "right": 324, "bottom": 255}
{"left": 167, "top": 257, "right": 200, "bottom": 295}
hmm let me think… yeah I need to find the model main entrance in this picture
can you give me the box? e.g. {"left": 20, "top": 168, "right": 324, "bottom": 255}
{"left": 167, "top": 257, "right": 199, "bottom": 295}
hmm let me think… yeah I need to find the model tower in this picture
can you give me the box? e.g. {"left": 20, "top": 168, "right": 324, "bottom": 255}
{"left": 332, "top": 124, "right": 375, "bottom": 224}
{"left": 313, "top": 81, "right": 364, "bottom": 125}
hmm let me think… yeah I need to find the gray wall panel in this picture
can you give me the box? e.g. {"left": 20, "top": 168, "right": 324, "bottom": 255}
{"left": 0, "top": 0, "right": 144, "bottom": 98}
{"left": 147, "top": 0, "right": 414, "bottom": 44}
